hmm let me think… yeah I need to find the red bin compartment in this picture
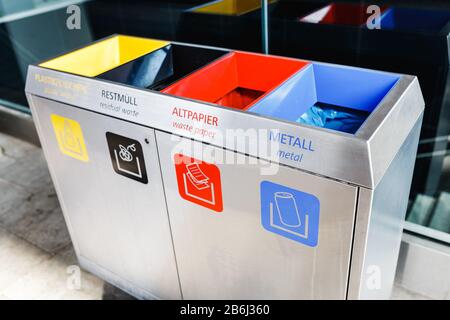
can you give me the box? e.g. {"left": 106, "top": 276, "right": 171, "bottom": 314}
{"left": 162, "top": 51, "right": 309, "bottom": 110}
{"left": 300, "top": 3, "right": 388, "bottom": 26}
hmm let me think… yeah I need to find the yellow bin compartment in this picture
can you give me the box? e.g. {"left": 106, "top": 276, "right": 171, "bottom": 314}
{"left": 192, "top": 0, "right": 266, "bottom": 16}
{"left": 39, "top": 35, "right": 169, "bottom": 77}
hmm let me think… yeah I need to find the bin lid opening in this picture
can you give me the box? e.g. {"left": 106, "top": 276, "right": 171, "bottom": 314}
{"left": 249, "top": 63, "right": 400, "bottom": 134}
{"left": 214, "top": 87, "right": 264, "bottom": 110}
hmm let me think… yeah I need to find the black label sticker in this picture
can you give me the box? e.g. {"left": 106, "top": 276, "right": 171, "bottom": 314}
{"left": 106, "top": 132, "right": 148, "bottom": 184}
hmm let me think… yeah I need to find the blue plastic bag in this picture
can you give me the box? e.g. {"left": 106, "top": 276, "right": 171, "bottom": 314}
{"left": 297, "top": 102, "right": 368, "bottom": 134}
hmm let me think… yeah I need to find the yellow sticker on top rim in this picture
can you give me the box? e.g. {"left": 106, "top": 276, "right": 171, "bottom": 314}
{"left": 50, "top": 114, "right": 89, "bottom": 162}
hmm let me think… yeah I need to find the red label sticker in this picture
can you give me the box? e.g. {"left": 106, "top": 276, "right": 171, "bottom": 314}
{"left": 174, "top": 154, "right": 223, "bottom": 212}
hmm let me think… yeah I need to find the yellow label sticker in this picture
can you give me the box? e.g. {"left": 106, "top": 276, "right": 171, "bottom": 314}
{"left": 50, "top": 114, "right": 89, "bottom": 162}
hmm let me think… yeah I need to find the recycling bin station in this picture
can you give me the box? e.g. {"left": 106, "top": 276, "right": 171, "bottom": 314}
{"left": 25, "top": 34, "right": 424, "bottom": 300}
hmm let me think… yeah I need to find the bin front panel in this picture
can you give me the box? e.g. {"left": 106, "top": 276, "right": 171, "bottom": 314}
{"left": 156, "top": 131, "right": 358, "bottom": 299}
{"left": 29, "top": 95, "right": 181, "bottom": 299}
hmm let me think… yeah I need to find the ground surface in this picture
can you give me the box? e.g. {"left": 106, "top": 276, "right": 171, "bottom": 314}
{"left": 0, "top": 132, "right": 430, "bottom": 300}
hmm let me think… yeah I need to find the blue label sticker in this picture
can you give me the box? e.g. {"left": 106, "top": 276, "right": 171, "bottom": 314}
{"left": 261, "top": 181, "right": 320, "bottom": 247}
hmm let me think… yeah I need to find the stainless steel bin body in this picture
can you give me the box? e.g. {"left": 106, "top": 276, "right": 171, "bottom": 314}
{"left": 25, "top": 39, "right": 424, "bottom": 299}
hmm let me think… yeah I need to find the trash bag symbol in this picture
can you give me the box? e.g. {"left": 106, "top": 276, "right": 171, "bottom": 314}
{"left": 106, "top": 132, "right": 148, "bottom": 184}
{"left": 118, "top": 144, "right": 136, "bottom": 162}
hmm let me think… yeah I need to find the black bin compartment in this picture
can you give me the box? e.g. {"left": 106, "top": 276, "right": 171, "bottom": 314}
{"left": 96, "top": 43, "right": 229, "bottom": 91}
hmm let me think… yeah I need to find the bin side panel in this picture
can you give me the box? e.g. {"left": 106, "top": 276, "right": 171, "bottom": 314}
{"left": 27, "top": 95, "right": 182, "bottom": 300}
{"left": 361, "top": 77, "right": 424, "bottom": 188}
{"left": 348, "top": 115, "right": 423, "bottom": 299}
{"left": 156, "top": 131, "right": 357, "bottom": 299}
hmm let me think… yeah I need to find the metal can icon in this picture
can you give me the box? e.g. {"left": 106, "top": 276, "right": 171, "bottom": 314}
{"left": 274, "top": 192, "right": 302, "bottom": 227}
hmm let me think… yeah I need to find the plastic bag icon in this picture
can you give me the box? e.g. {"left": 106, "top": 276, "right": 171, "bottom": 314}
{"left": 51, "top": 114, "right": 89, "bottom": 162}
{"left": 61, "top": 120, "right": 82, "bottom": 154}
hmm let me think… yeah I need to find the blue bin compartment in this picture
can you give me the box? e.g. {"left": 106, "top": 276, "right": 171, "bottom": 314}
{"left": 380, "top": 7, "right": 450, "bottom": 33}
{"left": 249, "top": 63, "right": 400, "bottom": 134}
